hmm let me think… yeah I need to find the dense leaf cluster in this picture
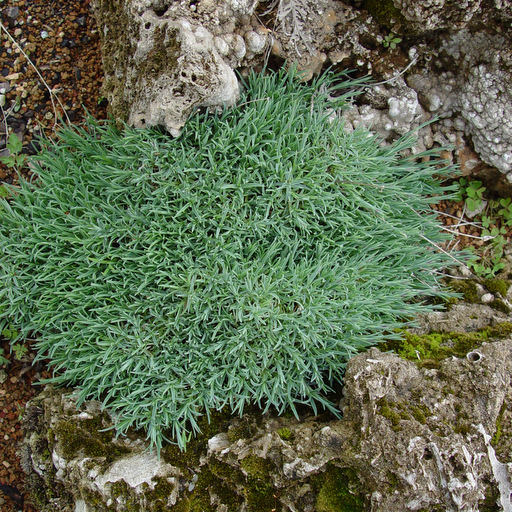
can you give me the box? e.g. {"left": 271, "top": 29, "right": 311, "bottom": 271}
{"left": 0, "top": 69, "right": 457, "bottom": 451}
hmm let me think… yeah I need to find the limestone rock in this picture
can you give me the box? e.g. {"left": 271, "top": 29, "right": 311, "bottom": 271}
{"left": 22, "top": 337, "right": 512, "bottom": 511}
{"left": 380, "top": 0, "right": 512, "bottom": 34}
{"left": 413, "top": 303, "right": 512, "bottom": 334}
{"left": 92, "top": 0, "right": 512, "bottom": 179}
{"left": 93, "top": 0, "right": 266, "bottom": 136}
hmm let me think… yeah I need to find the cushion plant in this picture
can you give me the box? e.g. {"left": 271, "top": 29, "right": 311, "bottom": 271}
{"left": 0, "top": 68, "right": 459, "bottom": 451}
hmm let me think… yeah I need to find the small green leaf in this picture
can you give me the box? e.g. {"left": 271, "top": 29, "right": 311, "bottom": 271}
{"left": 11, "top": 343, "right": 28, "bottom": 361}
{"left": 7, "top": 133, "right": 22, "bottom": 155}
{"left": 2, "top": 327, "right": 19, "bottom": 340}
{"left": 0, "top": 349, "right": 9, "bottom": 366}
{"left": 465, "top": 197, "right": 477, "bottom": 211}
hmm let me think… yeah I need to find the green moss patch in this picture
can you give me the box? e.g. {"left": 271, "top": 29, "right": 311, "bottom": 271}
{"left": 383, "top": 323, "right": 512, "bottom": 369}
{"left": 483, "top": 278, "right": 510, "bottom": 297}
{"left": 277, "top": 427, "right": 293, "bottom": 440}
{"left": 241, "top": 456, "right": 277, "bottom": 512}
{"left": 490, "top": 299, "right": 511, "bottom": 314}
{"left": 315, "top": 465, "right": 366, "bottom": 512}
{"left": 187, "top": 466, "right": 244, "bottom": 512}
{"left": 362, "top": 0, "right": 406, "bottom": 29}
{"left": 448, "top": 280, "right": 480, "bottom": 303}
{"left": 54, "top": 417, "right": 130, "bottom": 462}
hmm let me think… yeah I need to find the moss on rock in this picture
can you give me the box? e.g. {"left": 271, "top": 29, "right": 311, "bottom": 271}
{"left": 362, "top": 0, "right": 406, "bottom": 29}
{"left": 315, "top": 465, "right": 366, "bottom": 512}
{"left": 490, "top": 298, "right": 511, "bottom": 314}
{"left": 239, "top": 455, "right": 277, "bottom": 512}
{"left": 448, "top": 279, "right": 480, "bottom": 303}
{"left": 377, "top": 398, "right": 402, "bottom": 431}
{"left": 226, "top": 416, "right": 259, "bottom": 443}
{"left": 54, "top": 415, "right": 130, "bottom": 462}
{"left": 383, "top": 323, "right": 512, "bottom": 369}
{"left": 187, "top": 466, "right": 244, "bottom": 512}
{"left": 277, "top": 427, "right": 293, "bottom": 440}
{"left": 483, "top": 278, "right": 510, "bottom": 297}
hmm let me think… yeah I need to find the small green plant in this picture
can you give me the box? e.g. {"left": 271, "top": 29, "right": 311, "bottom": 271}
{"left": 0, "top": 68, "right": 460, "bottom": 452}
{"left": 456, "top": 178, "right": 486, "bottom": 211}
{"left": 0, "top": 132, "right": 26, "bottom": 170}
{"left": 382, "top": 32, "right": 402, "bottom": 49}
{"left": 455, "top": 178, "right": 511, "bottom": 277}
{"left": 476, "top": 225, "right": 507, "bottom": 277}
{"left": 497, "top": 198, "right": 512, "bottom": 226}
{"left": 11, "top": 343, "right": 28, "bottom": 361}
{"left": 0, "top": 185, "right": 9, "bottom": 198}
{"left": 468, "top": 252, "right": 506, "bottom": 278}
{"left": 0, "top": 323, "right": 26, "bottom": 360}
{"left": 1, "top": 325, "right": 19, "bottom": 341}
{"left": 0, "top": 318, "right": 10, "bottom": 366}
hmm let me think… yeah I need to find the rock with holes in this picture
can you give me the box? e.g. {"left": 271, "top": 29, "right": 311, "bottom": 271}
{"left": 92, "top": 0, "right": 267, "bottom": 136}
{"left": 21, "top": 336, "right": 512, "bottom": 511}
{"left": 373, "top": 0, "right": 512, "bottom": 34}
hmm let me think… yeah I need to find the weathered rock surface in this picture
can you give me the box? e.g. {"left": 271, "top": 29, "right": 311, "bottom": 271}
{"left": 22, "top": 336, "right": 512, "bottom": 511}
{"left": 93, "top": 0, "right": 266, "bottom": 136}
{"left": 387, "top": 0, "right": 512, "bottom": 34}
{"left": 93, "top": 0, "right": 512, "bottom": 186}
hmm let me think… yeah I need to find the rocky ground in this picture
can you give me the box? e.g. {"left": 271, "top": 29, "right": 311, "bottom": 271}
{"left": 0, "top": 0, "right": 511, "bottom": 511}
{"left": 0, "top": 0, "right": 107, "bottom": 185}
{"left": 0, "top": 1, "right": 106, "bottom": 510}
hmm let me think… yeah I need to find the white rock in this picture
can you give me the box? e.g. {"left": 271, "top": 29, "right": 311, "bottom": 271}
{"left": 481, "top": 293, "right": 494, "bottom": 304}
{"left": 245, "top": 30, "right": 266, "bottom": 53}
{"left": 208, "top": 433, "right": 231, "bottom": 453}
{"left": 75, "top": 499, "right": 89, "bottom": 512}
{"left": 95, "top": 453, "right": 175, "bottom": 490}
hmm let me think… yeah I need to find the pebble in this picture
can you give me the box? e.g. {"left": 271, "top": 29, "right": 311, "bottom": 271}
{"left": 6, "top": 6, "right": 20, "bottom": 19}
{"left": 2, "top": 461, "right": 11, "bottom": 468}
{"left": 41, "top": 30, "right": 49, "bottom": 39}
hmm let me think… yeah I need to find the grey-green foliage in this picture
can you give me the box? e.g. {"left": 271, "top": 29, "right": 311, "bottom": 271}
{"left": 266, "top": 0, "right": 312, "bottom": 50}
{"left": 0, "top": 68, "right": 459, "bottom": 452}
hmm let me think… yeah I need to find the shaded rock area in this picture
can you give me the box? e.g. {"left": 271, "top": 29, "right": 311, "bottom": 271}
{"left": 21, "top": 332, "right": 512, "bottom": 511}
{"left": 93, "top": 0, "right": 512, "bottom": 185}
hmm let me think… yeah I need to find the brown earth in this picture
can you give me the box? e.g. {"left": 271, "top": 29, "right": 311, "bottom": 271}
{"left": 0, "top": 0, "right": 105, "bottom": 510}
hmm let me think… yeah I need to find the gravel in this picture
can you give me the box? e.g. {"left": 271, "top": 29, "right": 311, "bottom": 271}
{"left": 0, "top": 0, "right": 107, "bottom": 185}
{"left": 0, "top": 0, "right": 106, "bottom": 510}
